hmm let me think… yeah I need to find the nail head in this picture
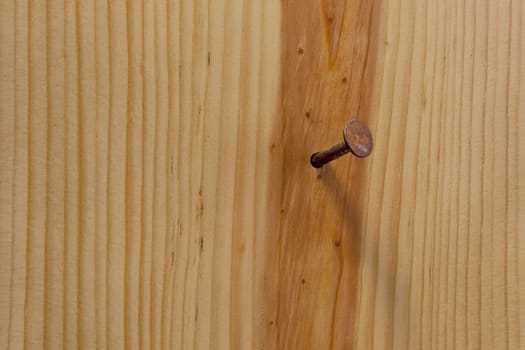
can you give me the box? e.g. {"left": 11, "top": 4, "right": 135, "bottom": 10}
{"left": 343, "top": 119, "right": 373, "bottom": 158}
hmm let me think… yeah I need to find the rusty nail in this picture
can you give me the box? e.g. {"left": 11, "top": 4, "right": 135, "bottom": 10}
{"left": 310, "top": 119, "right": 373, "bottom": 168}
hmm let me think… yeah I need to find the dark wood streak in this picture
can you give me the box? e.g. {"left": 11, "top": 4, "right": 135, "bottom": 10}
{"left": 322, "top": 0, "right": 347, "bottom": 65}
{"left": 276, "top": 0, "right": 381, "bottom": 348}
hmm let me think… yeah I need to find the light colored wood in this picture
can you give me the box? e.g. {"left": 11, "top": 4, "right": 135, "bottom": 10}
{"left": 0, "top": 0, "right": 281, "bottom": 349}
{"left": 353, "top": 0, "right": 525, "bottom": 348}
{"left": 1, "top": 0, "right": 524, "bottom": 349}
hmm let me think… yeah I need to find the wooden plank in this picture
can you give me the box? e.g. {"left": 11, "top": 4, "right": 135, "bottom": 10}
{"left": 347, "top": 0, "right": 525, "bottom": 348}
{"left": 0, "top": 0, "right": 281, "bottom": 349}
{"left": 278, "top": 0, "right": 379, "bottom": 348}
{"left": 278, "top": 0, "right": 525, "bottom": 347}
{"left": 0, "top": 0, "right": 524, "bottom": 349}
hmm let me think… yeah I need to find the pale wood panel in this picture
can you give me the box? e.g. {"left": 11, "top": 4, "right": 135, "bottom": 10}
{"left": 0, "top": 0, "right": 281, "bottom": 349}
{"left": 352, "top": 0, "right": 525, "bottom": 348}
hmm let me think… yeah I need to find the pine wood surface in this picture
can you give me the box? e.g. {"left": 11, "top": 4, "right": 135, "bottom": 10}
{"left": 0, "top": 0, "right": 524, "bottom": 349}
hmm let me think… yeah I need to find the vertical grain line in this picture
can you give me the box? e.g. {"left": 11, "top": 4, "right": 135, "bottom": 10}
{"left": 356, "top": 0, "right": 386, "bottom": 344}
{"left": 251, "top": 0, "right": 265, "bottom": 344}
{"left": 210, "top": 0, "right": 239, "bottom": 346}
{"left": 341, "top": 0, "right": 364, "bottom": 110}
{"left": 411, "top": 0, "right": 429, "bottom": 344}
{"left": 368, "top": 0, "right": 398, "bottom": 344}
{"left": 62, "top": 0, "right": 68, "bottom": 346}
{"left": 178, "top": 0, "right": 192, "bottom": 341}
{"left": 229, "top": 0, "right": 250, "bottom": 347}
{"left": 43, "top": 0, "right": 52, "bottom": 345}
{"left": 22, "top": 0, "right": 32, "bottom": 346}
{"left": 511, "top": 1, "right": 523, "bottom": 349}
{"left": 7, "top": 1, "right": 19, "bottom": 345}
{"left": 104, "top": 0, "right": 111, "bottom": 348}
{"left": 504, "top": 1, "right": 512, "bottom": 347}
{"left": 481, "top": 3, "right": 489, "bottom": 346}
{"left": 164, "top": 0, "right": 178, "bottom": 348}
{"left": 75, "top": 0, "right": 83, "bottom": 343}
{"left": 428, "top": 0, "right": 443, "bottom": 344}
{"left": 93, "top": 0, "right": 111, "bottom": 347}
{"left": 445, "top": 0, "right": 459, "bottom": 345}
{"left": 427, "top": 28, "right": 437, "bottom": 347}
{"left": 124, "top": 0, "right": 132, "bottom": 347}
{"left": 432, "top": 0, "right": 446, "bottom": 343}
{"left": 380, "top": 0, "right": 406, "bottom": 345}
{"left": 453, "top": 0, "right": 461, "bottom": 343}
{"left": 474, "top": 0, "right": 486, "bottom": 341}
{"left": 356, "top": 1, "right": 376, "bottom": 115}
{"left": 93, "top": 0, "right": 99, "bottom": 347}
{"left": 425, "top": 0, "right": 442, "bottom": 346}
{"left": 228, "top": 0, "right": 247, "bottom": 343}
{"left": 161, "top": 0, "right": 173, "bottom": 343}
{"left": 392, "top": 0, "right": 417, "bottom": 344}
{"left": 491, "top": 0, "right": 499, "bottom": 344}
{"left": 148, "top": 0, "right": 158, "bottom": 344}
{"left": 191, "top": 0, "right": 213, "bottom": 347}
{"left": 150, "top": 0, "right": 169, "bottom": 346}
{"left": 371, "top": 0, "right": 400, "bottom": 341}
{"left": 480, "top": 0, "right": 489, "bottom": 345}
{"left": 465, "top": 0, "right": 476, "bottom": 346}
{"left": 102, "top": 1, "right": 112, "bottom": 348}
{"left": 175, "top": 1, "right": 184, "bottom": 347}
{"left": 160, "top": 0, "right": 172, "bottom": 346}
{"left": 438, "top": 2, "right": 456, "bottom": 346}
{"left": 441, "top": 0, "right": 451, "bottom": 346}
{"left": 453, "top": 0, "right": 466, "bottom": 346}
{"left": 139, "top": 0, "right": 147, "bottom": 347}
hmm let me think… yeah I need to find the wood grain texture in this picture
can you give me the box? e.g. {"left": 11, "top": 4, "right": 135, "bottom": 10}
{"left": 354, "top": 0, "right": 525, "bottom": 348}
{"left": 1, "top": 0, "right": 525, "bottom": 349}
{"left": 279, "top": 0, "right": 525, "bottom": 347}
{"left": 278, "top": 0, "right": 379, "bottom": 348}
{"left": 0, "top": 0, "right": 281, "bottom": 349}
